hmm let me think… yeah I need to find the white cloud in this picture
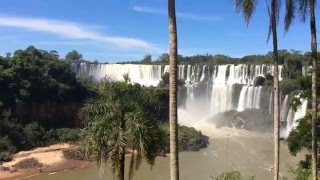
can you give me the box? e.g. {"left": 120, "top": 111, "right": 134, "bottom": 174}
{"left": 132, "top": 6, "right": 222, "bottom": 22}
{"left": 133, "top": 6, "right": 164, "bottom": 15}
{"left": 0, "top": 15, "right": 160, "bottom": 51}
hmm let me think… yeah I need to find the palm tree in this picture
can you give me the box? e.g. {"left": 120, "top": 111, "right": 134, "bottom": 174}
{"left": 284, "top": 0, "right": 318, "bottom": 179}
{"left": 234, "top": 0, "right": 281, "bottom": 179}
{"left": 81, "top": 79, "right": 162, "bottom": 180}
{"left": 168, "top": 0, "right": 179, "bottom": 179}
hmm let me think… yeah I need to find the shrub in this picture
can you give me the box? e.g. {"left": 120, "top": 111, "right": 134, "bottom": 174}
{"left": 43, "top": 129, "right": 59, "bottom": 145}
{"left": 161, "top": 123, "right": 209, "bottom": 152}
{"left": 56, "top": 128, "right": 81, "bottom": 142}
{"left": 280, "top": 78, "right": 300, "bottom": 95}
{"left": 211, "top": 170, "right": 255, "bottom": 180}
{"left": 24, "top": 122, "right": 46, "bottom": 148}
{"left": 0, "top": 136, "right": 16, "bottom": 162}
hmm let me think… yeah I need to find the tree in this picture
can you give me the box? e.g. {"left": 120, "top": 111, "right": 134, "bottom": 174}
{"left": 158, "top": 53, "right": 169, "bottom": 64}
{"left": 65, "top": 50, "right": 83, "bottom": 62}
{"left": 168, "top": 0, "right": 179, "bottom": 179}
{"left": 141, "top": 54, "right": 152, "bottom": 64}
{"left": 5, "top": 52, "right": 11, "bottom": 58}
{"left": 284, "top": 0, "right": 318, "bottom": 179}
{"left": 49, "top": 50, "right": 59, "bottom": 59}
{"left": 81, "top": 79, "right": 162, "bottom": 180}
{"left": 234, "top": 0, "right": 281, "bottom": 179}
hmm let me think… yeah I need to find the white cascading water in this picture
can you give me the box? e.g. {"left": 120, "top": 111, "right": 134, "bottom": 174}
{"left": 284, "top": 98, "right": 308, "bottom": 137}
{"left": 280, "top": 95, "right": 289, "bottom": 122}
{"left": 72, "top": 63, "right": 306, "bottom": 135}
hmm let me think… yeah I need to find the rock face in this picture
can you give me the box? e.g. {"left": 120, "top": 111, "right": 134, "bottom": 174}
{"left": 179, "top": 134, "right": 209, "bottom": 151}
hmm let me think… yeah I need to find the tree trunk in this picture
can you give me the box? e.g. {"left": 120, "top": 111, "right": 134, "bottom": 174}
{"left": 310, "top": 0, "right": 318, "bottom": 179}
{"left": 118, "top": 116, "right": 125, "bottom": 180}
{"left": 118, "top": 152, "right": 125, "bottom": 180}
{"left": 271, "top": 0, "right": 280, "bottom": 179}
{"left": 168, "top": 0, "right": 179, "bottom": 180}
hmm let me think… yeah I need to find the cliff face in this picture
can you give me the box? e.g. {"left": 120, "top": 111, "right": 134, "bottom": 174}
{"left": 16, "top": 101, "right": 84, "bottom": 128}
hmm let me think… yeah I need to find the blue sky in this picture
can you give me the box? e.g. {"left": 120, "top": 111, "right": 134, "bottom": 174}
{"left": 0, "top": 0, "right": 316, "bottom": 62}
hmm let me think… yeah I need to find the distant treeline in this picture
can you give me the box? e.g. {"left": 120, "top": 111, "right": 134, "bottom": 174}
{"left": 117, "top": 49, "right": 316, "bottom": 66}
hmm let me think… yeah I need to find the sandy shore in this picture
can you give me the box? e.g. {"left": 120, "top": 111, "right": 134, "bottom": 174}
{"left": 0, "top": 143, "right": 93, "bottom": 180}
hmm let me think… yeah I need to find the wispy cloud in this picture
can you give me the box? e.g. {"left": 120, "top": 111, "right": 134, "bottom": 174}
{"left": 132, "top": 6, "right": 222, "bottom": 22}
{"left": 0, "top": 15, "right": 160, "bottom": 51}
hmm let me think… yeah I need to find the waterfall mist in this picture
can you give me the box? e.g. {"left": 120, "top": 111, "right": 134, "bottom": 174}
{"left": 72, "top": 63, "right": 306, "bottom": 137}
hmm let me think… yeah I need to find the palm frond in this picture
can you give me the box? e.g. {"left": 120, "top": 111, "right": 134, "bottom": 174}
{"left": 81, "top": 80, "right": 163, "bottom": 179}
{"left": 234, "top": 0, "right": 258, "bottom": 25}
{"left": 234, "top": 0, "right": 244, "bottom": 12}
{"left": 266, "top": 0, "right": 272, "bottom": 43}
{"left": 298, "top": 0, "right": 310, "bottom": 22}
{"left": 266, "top": 0, "right": 281, "bottom": 43}
{"left": 284, "top": 0, "right": 296, "bottom": 32}
{"left": 125, "top": 110, "right": 159, "bottom": 170}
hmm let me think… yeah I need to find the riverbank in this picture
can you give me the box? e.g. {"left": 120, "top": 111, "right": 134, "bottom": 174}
{"left": 0, "top": 143, "right": 93, "bottom": 180}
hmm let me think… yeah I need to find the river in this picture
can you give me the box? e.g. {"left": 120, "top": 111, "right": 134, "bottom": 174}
{"left": 28, "top": 125, "right": 304, "bottom": 180}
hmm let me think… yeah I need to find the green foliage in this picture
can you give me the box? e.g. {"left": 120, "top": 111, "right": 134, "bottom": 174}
{"left": 0, "top": 46, "right": 94, "bottom": 108}
{"left": 0, "top": 136, "right": 16, "bottom": 162}
{"left": 287, "top": 113, "right": 312, "bottom": 156}
{"left": 56, "top": 128, "right": 81, "bottom": 142}
{"left": 211, "top": 170, "right": 255, "bottom": 180}
{"left": 218, "top": 170, "right": 242, "bottom": 180}
{"left": 280, "top": 78, "right": 300, "bottom": 95}
{"left": 161, "top": 123, "right": 209, "bottom": 151}
{"left": 141, "top": 54, "right": 152, "bottom": 64}
{"left": 65, "top": 50, "right": 83, "bottom": 62}
{"left": 157, "top": 53, "right": 169, "bottom": 64}
{"left": 24, "top": 122, "right": 47, "bottom": 147}
{"left": 81, "top": 79, "right": 163, "bottom": 178}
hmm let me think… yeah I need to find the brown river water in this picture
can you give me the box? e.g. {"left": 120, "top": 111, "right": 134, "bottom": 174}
{"left": 28, "top": 124, "right": 305, "bottom": 180}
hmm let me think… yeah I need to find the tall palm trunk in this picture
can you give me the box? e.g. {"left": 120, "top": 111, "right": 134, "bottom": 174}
{"left": 118, "top": 117, "right": 126, "bottom": 180}
{"left": 310, "top": 0, "right": 318, "bottom": 179}
{"left": 168, "top": 0, "right": 179, "bottom": 179}
{"left": 271, "top": 0, "right": 280, "bottom": 179}
{"left": 119, "top": 152, "right": 125, "bottom": 180}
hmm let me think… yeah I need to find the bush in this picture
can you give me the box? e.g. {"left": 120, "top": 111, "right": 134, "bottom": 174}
{"left": 24, "top": 122, "right": 46, "bottom": 148}
{"left": 56, "top": 128, "right": 81, "bottom": 142}
{"left": 0, "top": 151, "right": 13, "bottom": 162}
{"left": 0, "top": 136, "right": 16, "bottom": 162}
{"left": 161, "top": 123, "right": 209, "bottom": 152}
{"left": 280, "top": 78, "right": 300, "bottom": 95}
{"left": 43, "top": 129, "right": 59, "bottom": 145}
{"left": 211, "top": 170, "right": 255, "bottom": 180}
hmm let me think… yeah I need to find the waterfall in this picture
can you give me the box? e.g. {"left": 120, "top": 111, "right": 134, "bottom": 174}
{"left": 268, "top": 92, "right": 273, "bottom": 114}
{"left": 237, "top": 86, "right": 249, "bottom": 111}
{"left": 280, "top": 95, "right": 289, "bottom": 122}
{"left": 283, "top": 97, "right": 308, "bottom": 138}
{"left": 200, "top": 65, "right": 207, "bottom": 82}
{"left": 72, "top": 63, "right": 301, "bottom": 122}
